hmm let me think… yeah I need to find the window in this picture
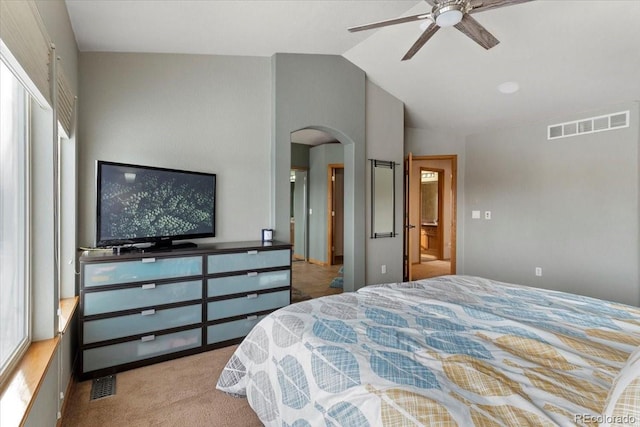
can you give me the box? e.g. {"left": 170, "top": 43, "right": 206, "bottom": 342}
{"left": 0, "top": 59, "right": 29, "bottom": 383}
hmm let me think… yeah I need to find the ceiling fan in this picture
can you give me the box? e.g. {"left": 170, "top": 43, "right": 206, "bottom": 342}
{"left": 348, "top": 0, "right": 534, "bottom": 61}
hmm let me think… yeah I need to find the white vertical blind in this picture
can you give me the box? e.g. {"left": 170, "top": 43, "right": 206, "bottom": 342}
{"left": 0, "top": 0, "right": 51, "bottom": 107}
{"left": 0, "top": 0, "right": 76, "bottom": 135}
{"left": 56, "top": 60, "right": 75, "bottom": 137}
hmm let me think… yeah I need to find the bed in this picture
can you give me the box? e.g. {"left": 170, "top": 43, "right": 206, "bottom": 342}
{"left": 216, "top": 275, "right": 640, "bottom": 426}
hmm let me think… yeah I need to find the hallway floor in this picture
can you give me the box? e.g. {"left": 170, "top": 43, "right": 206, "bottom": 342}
{"left": 292, "top": 261, "right": 343, "bottom": 299}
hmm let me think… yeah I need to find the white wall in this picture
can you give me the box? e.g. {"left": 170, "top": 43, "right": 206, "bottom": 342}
{"left": 78, "top": 53, "right": 272, "bottom": 246}
{"left": 36, "top": 0, "right": 78, "bottom": 300}
{"left": 24, "top": 1, "right": 79, "bottom": 425}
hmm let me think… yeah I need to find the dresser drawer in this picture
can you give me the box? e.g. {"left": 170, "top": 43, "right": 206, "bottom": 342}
{"left": 207, "top": 270, "right": 289, "bottom": 297}
{"left": 207, "top": 249, "right": 289, "bottom": 274}
{"left": 84, "top": 280, "right": 202, "bottom": 316}
{"left": 207, "top": 315, "right": 267, "bottom": 344}
{"left": 82, "top": 328, "right": 201, "bottom": 373}
{"left": 83, "top": 256, "right": 202, "bottom": 287}
{"left": 207, "top": 290, "right": 289, "bottom": 321}
{"left": 83, "top": 304, "right": 202, "bottom": 344}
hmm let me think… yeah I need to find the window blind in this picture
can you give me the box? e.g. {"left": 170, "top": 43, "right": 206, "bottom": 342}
{"left": 0, "top": 0, "right": 77, "bottom": 136}
{"left": 56, "top": 60, "right": 75, "bottom": 137}
{"left": 0, "top": 0, "right": 51, "bottom": 107}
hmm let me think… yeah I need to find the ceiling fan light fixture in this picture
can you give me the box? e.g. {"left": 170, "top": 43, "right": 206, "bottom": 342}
{"left": 434, "top": 5, "right": 464, "bottom": 27}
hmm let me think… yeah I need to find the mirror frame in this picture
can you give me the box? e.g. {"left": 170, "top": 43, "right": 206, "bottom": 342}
{"left": 370, "top": 159, "right": 397, "bottom": 238}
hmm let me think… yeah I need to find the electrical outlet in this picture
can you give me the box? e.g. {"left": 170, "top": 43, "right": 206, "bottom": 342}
{"left": 535, "top": 267, "right": 542, "bottom": 277}
{"left": 381, "top": 265, "right": 387, "bottom": 274}
{"left": 484, "top": 211, "right": 492, "bottom": 220}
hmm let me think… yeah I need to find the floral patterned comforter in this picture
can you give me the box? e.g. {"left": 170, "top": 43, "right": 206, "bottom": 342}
{"left": 216, "top": 275, "right": 640, "bottom": 426}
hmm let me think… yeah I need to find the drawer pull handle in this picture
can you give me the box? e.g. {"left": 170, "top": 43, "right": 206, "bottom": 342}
{"left": 247, "top": 250, "right": 258, "bottom": 255}
{"left": 142, "top": 258, "right": 156, "bottom": 263}
{"left": 247, "top": 315, "right": 258, "bottom": 321}
{"left": 141, "top": 335, "right": 155, "bottom": 342}
{"left": 142, "top": 283, "right": 156, "bottom": 290}
{"left": 247, "top": 272, "right": 258, "bottom": 277}
{"left": 141, "top": 309, "right": 156, "bottom": 316}
{"left": 247, "top": 293, "right": 258, "bottom": 299}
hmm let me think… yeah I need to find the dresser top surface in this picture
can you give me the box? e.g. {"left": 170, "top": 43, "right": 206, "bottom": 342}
{"left": 79, "top": 240, "right": 292, "bottom": 262}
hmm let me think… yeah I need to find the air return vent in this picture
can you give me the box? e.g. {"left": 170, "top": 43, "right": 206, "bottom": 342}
{"left": 90, "top": 375, "right": 116, "bottom": 400}
{"left": 548, "top": 111, "right": 629, "bottom": 140}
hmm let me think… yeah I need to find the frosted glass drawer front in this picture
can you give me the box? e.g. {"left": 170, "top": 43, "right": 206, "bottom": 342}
{"left": 84, "top": 280, "right": 202, "bottom": 315}
{"left": 83, "top": 256, "right": 202, "bottom": 287}
{"left": 207, "top": 315, "right": 266, "bottom": 344}
{"left": 83, "top": 304, "right": 202, "bottom": 344}
{"left": 207, "top": 249, "right": 289, "bottom": 274}
{"left": 83, "top": 328, "right": 201, "bottom": 373}
{"left": 207, "top": 270, "right": 290, "bottom": 297}
{"left": 207, "top": 290, "right": 289, "bottom": 321}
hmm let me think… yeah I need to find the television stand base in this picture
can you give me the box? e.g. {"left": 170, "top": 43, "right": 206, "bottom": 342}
{"left": 143, "top": 242, "right": 198, "bottom": 252}
{"left": 170, "top": 242, "right": 197, "bottom": 250}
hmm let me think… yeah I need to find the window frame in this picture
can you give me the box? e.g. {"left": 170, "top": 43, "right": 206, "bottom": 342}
{"left": 0, "top": 54, "right": 32, "bottom": 387}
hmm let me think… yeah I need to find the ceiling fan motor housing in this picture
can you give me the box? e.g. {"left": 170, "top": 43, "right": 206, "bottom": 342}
{"left": 433, "top": 0, "right": 470, "bottom": 27}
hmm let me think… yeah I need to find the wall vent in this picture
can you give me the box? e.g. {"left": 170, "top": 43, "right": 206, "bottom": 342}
{"left": 548, "top": 110, "right": 629, "bottom": 140}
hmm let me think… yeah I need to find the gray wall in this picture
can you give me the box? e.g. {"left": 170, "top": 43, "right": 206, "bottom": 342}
{"left": 366, "top": 81, "right": 404, "bottom": 284}
{"left": 291, "top": 142, "right": 310, "bottom": 168}
{"left": 79, "top": 51, "right": 406, "bottom": 290}
{"left": 78, "top": 53, "right": 272, "bottom": 246}
{"left": 464, "top": 102, "right": 639, "bottom": 305}
{"left": 272, "top": 53, "right": 367, "bottom": 291}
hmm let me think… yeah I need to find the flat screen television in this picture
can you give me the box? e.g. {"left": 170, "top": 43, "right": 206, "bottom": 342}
{"left": 96, "top": 161, "right": 216, "bottom": 250}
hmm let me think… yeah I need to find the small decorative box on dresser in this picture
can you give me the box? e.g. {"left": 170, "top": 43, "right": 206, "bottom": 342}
{"left": 78, "top": 241, "right": 292, "bottom": 380}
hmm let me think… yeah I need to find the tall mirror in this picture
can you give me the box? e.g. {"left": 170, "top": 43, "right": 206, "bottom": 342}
{"left": 371, "top": 159, "right": 396, "bottom": 238}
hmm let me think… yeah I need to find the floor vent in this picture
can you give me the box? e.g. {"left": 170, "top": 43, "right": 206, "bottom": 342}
{"left": 548, "top": 110, "right": 629, "bottom": 140}
{"left": 90, "top": 375, "right": 116, "bottom": 400}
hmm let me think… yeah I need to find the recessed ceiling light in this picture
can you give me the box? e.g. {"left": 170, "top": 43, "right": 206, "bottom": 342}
{"left": 498, "top": 81, "right": 520, "bottom": 94}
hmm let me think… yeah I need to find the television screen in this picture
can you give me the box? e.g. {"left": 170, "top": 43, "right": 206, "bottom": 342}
{"left": 96, "top": 161, "right": 216, "bottom": 247}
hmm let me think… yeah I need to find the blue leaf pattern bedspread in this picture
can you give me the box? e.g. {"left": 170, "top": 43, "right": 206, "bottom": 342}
{"left": 216, "top": 275, "right": 640, "bottom": 426}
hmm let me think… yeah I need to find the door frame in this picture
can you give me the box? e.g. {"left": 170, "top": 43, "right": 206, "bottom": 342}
{"left": 404, "top": 154, "right": 458, "bottom": 279}
{"left": 327, "top": 163, "right": 344, "bottom": 265}
{"left": 290, "top": 167, "right": 308, "bottom": 261}
{"left": 419, "top": 167, "right": 445, "bottom": 261}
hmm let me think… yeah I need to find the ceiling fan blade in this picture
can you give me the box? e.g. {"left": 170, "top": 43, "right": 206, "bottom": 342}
{"left": 454, "top": 14, "right": 499, "bottom": 49}
{"left": 348, "top": 13, "right": 431, "bottom": 32}
{"left": 469, "top": 0, "right": 534, "bottom": 14}
{"left": 402, "top": 25, "right": 440, "bottom": 61}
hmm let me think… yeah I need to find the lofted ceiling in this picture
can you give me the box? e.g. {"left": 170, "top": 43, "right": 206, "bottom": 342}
{"left": 65, "top": 0, "right": 640, "bottom": 137}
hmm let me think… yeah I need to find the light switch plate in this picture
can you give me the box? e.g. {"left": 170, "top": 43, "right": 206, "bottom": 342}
{"left": 472, "top": 210, "right": 481, "bottom": 219}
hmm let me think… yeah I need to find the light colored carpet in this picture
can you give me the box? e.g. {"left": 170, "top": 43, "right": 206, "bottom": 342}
{"left": 62, "top": 345, "right": 261, "bottom": 427}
